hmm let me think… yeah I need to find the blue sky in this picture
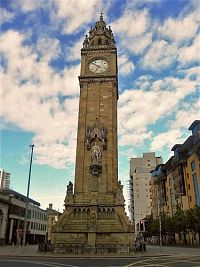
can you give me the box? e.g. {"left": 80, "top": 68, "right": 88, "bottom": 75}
{"left": 0, "top": 0, "right": 199, "bottom": 212}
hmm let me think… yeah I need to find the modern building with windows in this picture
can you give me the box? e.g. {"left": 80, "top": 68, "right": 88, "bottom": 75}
{"left": 0, "top": 169, "right": 10, "bottom": 189}
{"left": 129, "top": 152, "right": 163, "bottom": 235}
{"left": 0, "top": 188, "right": 47, "bottom": 244}
{"left": 150, "top": 120, "right": 200, "bottom": 218}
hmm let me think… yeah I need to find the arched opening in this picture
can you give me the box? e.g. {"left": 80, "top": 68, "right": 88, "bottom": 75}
{"left": 98, "top": 38, "right": 102, "bottom": 45}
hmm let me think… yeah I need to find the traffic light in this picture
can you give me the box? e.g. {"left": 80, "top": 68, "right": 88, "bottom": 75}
{"left": 140, "top": 219, "right": 145, "bottom": 232}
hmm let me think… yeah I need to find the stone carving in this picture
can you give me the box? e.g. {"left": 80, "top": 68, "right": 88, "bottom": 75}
{"left": 91, "top": 142, "right": 101, "bottom": 163}
{"left": 85, "top": 123, "right": 107, "bottom": 150}
{"left": 115, "top": 180, "right": 125, "bottom": 205}
{"left": 64, "top": 181, "right": 74, "bottom": 206}
{"left": 88, "top": 209, "right": 97, "bottom": 231}
{"left": 83, "top": 35, "right": 89, "bottom": 48}
{"left": 67, "top": 181, "right": 73, "bottom": 195}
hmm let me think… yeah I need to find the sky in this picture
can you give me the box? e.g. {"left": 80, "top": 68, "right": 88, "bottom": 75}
{"left": 0, "top": 0, "right": 199, "bottom": 213}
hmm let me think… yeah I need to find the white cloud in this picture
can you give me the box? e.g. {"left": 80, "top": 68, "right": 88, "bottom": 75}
{"left": 53, "top": 0, "right": 103, "bottom": 34}
{"left": 0, "top": 30, "right": 80, "bottom": 169}
{"left": 178, "top": 36, "right": 200, "bottom": 65}
{"left": 158, "top": 13, "right": 199, "bottom": 44}
{"left": 141, "top": 40, "right": 177, "bottom": 70}
{"left": 118, "top": 55, "right": 134, "bottom": 75}
{"left": 119, "top": 132, "right": 152, "bottom": 146}
{"left": 65, "top": 38, "right": 83, "bottom": 61}
{"left": 150, "top": 99, "right": 200, "bottom": 152}
{"left": 170, "top": 100, "right": 200, "bottom": 130}
{"left": 127, "top": 32, "right": 152, "bottom": 54}
{"left": 118, "top": 76, "right": 198, "bottom": 147}
{"left": 0, "top": 8, "right": 15, "bottom": 24}
{"left": 14, "top": 0, "right": 45, "bottom": 12}
{"left": 111, "top": 9, "right": 152, "bottom": 55}
{"left": 112, "top": 9, "right": 149, "bottom": 38}
{"left": 35, "top": 37, "right": 61, "bottom": 63}
{"left": 150, "top": 129, "right": 183, "bottom": 151}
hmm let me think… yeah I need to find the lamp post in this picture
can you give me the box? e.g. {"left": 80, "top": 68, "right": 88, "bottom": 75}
{"left": 157, "top": 192, "right": 162, "bottom": 251}
{"left": 22, "top": 144, "right": 34, "bottom": 252}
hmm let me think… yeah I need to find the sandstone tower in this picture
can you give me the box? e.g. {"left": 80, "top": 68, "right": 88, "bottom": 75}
{"left": 51, "top": 14, "right": 134, "bottom": 251}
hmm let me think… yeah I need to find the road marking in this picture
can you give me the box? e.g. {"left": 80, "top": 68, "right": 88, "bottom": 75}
{"left": 123, "top": 256, "right": 175, "bottom": 267}
{"left": 123, "top": 255, "right": 200, "bottom": 267}
{"left": 0, "top": 260, "right": 78, "bottom": 267}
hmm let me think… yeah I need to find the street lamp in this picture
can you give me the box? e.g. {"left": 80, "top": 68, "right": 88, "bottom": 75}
{"left": 157, "top": 194, "right": 162, "bottom": 252}
{"left": 22, "top": 144, "right": 34, "bottom": 251}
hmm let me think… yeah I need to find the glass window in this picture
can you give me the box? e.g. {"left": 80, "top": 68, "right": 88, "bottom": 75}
{"left": 193, "top": 173, "right": 200, "bottom": 206}
{"left": 191, "top": 161, "right": 196, "bottom": 171}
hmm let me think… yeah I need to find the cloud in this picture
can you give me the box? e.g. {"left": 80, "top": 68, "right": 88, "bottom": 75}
{"left": 118, "top": 54, "right": 134, "bottom": 75}
{"left": 118, "top": 75, "right": 198, "bottom": 147}
{"left": 52, "top": 0, "right": 103, "bottom": 34}
{"left": 141, "top": 40, "right": 177, "bottom": 70}
{"left": 112, "top": 9, "right": 149, "bottom": 38}
{"left": 178, "top": 36, "right": 200, "bottom": 65}
{"left": 170, "top": 100, "right": 200, "bottom": 130}
{"left": 0, "top": 30, "right": 80, "bottom": 168}
{"left": 150, "top": 129, "right": 183, "bottom": 152}
{"left": 12, "top": 0, "right": 45, "bottom": 12}
{"left": 127, "top": 32, "right": 152, "bottom": 54}
{"left": 111, "top": 9, "right": 152, "bottom": 55}
{"left": 119, "top": 132, "right": 152, "bottom": 146}
{"left": 0, "top": 8, "right": 15, "bottom": 24}
{"left": 35, "top": 37, "right": 61, "bottom": 63}
{"left": 65, "top": 38, "right": 83, "bottom": 62}
{"left": 158, "top": 12, "right": 199, "bottom": 44}
{"left": 150, "top": 99, "right": 200, "bottom": 152}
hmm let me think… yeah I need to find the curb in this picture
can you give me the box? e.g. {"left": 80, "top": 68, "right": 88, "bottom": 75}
{"left": 0, "top": 253, "right": 171, "bottom": 258}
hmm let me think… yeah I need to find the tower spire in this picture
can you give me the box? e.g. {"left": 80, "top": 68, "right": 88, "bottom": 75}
{"left": 82, "top": 11, "right": 115, "bottom": 49}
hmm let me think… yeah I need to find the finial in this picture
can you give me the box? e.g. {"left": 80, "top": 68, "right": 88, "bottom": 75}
{"left": 99, "top": 8, "right": 104, "bottom": 20}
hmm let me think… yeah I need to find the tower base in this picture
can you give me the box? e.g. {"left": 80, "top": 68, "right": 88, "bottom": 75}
{"left": 51, "top": 204, "right": 135, "bottom": 253}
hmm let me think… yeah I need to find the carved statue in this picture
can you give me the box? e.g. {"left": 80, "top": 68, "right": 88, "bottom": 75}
{"left": 83, "top": 35, "right": 89, "bottom": 48}
{"left": 91, "top": 142, "right": 101, "bottom": 163}
{"left": 115, "top": 180, "right": 125, "bottom": 205}
{"left": 67, "top": 181, "right": 73, "bottom": 196}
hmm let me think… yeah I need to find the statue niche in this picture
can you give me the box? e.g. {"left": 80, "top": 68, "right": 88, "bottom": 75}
{"left": 86, "top": 123, "right": 107, "bottom": 150}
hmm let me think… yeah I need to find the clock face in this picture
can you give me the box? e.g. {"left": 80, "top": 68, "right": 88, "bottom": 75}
{"left": 89, "top": 59, "right": 108, "bottom": 74}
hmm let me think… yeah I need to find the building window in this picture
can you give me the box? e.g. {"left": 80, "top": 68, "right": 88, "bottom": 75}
{"left": 193, "top": 173, "right": 200, "bottom": 206}
{"left": 191, "top": 161, "right": 196, "bottom": 171}
{"left": 188, "top": 184, "right": 190, "bottom": 190}
{"left": 189, "top": 196, "right": 192, "bottom": 202}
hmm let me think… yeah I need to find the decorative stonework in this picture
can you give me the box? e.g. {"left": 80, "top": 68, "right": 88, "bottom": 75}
{"left": 64, "top": 181, "right": 74, "bottom": 206}
{"left": 86, "top": 122, "right": 107, "bottom": 150}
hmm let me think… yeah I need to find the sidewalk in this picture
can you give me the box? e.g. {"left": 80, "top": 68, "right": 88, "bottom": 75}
{"left": 0, "top": 244, "right": 199, "bottom": 258}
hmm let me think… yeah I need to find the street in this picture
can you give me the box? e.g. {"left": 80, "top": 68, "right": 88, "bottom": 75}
{"left": 0, "top": 245, "right": 200, "bottom": 266}
{"left": 0, "top": 255, "right": 200, "bottom": 267}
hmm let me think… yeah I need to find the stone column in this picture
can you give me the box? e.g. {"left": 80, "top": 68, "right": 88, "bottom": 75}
{"left": 8, "top": 218, "right": 14, "bottom": 244}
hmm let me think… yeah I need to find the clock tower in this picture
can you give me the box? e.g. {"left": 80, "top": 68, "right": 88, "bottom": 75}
{"left": 51, "top": 14, "right": 134, "bottom": 251}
